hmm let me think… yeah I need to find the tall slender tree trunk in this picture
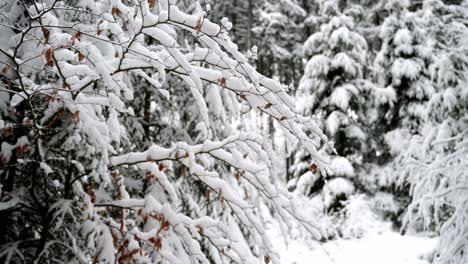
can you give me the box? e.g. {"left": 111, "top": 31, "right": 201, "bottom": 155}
{"left": 0, "top": 150, "right": 16, "bottom": 245}
{"left": 143, "top": 89, "right": 151, "bottom": 145}
{"left": 247, "top": 0, "right": 253, "bottom": 49}
{"left": 35, "top": 209, "right": 54, "bottom": 259}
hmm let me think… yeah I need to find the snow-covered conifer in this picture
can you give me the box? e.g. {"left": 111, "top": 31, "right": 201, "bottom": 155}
{"left": 291, "top": 0, "right": 371, "bottom": 216}
{"left": 388, "top": 1, "right": 468, "bottom": 263}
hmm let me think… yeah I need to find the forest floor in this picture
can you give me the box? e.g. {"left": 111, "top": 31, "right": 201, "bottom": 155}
{"left": 267, "top": 223, "right": 438, "bottom": 264}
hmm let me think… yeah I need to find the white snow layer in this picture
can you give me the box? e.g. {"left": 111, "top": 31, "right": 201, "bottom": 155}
{"left": 268, "top": 227, "right": 437, "bottom": 264}
{"left": 329, "top": 157, "right": 354, "bottom": 177}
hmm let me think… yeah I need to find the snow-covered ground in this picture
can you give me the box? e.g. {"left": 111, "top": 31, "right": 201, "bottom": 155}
{"left": 268, "top": 227, "right": 437, "bottom": 264}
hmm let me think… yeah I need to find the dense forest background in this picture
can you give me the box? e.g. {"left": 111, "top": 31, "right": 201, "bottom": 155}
{"left": 213, "top": 0, "right": 468, "bottom": 261}
{"left": 210, "top": 0, "right": 467, "bottom": 261}
{"left": 0, "top": 0, "right": 467, "bottom": 263}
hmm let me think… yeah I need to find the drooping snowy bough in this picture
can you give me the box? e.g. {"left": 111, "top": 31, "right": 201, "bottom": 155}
{"left": 0, "top": 1, "right": 327, "bottom": 263}
{"left": 384, "top": 2, "right": 468, "bottom": 264}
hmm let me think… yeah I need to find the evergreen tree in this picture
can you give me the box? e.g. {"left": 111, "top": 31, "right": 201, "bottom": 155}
{"left": 388, "top": 1, "right": 468, "bottom": 263}
{"left": 358, "top": 0, "right": 449, "bottom": 230}
{"left": 291, "top": 0, "right": 370, "bottom": 210}
{"left": 252, "top": 0, "right": 306, "bottom": 84}
{"left": 373, "top": 0, "right": 434, "bottom": 135}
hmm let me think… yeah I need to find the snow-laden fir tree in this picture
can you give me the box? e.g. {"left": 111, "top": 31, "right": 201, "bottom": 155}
{"left": 357, "top": 0, "right": 437, "bottom": 228}
{"left": 252, "top": 0, "right": 306, "bottom": 85}
{"left": 373, "top": 0, "right": 434, "bottom": 138}
{"left": 290, "top": 0, "right": 370, "bottom": 215}
{"left": 385, "top": 1, "right": 468, "bottom": 263}
{"left": 0, "top": 0, "right": 329, "bottom": 263}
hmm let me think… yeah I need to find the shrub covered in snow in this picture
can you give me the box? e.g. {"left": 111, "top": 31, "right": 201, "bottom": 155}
{"left": 339, "top": 195, "right": 391, "bottom": 239}
{"left": 0, "top": 1, "right": 329, "bottom": 263}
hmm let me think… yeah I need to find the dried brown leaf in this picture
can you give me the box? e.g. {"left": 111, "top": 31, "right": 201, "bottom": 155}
{"left": 45, "top": 48, "right": 53, "bottom": 63}
{"left": 71, "top": 111, "right": 80, "bottom": 125}
{"left": 42, "top": 27, "right": 50, "bottom": 44}
{"left": 155, "top": 238, "right": 162, "bottom": 250}
{"left": 218, "top": 77, "right": 226, "bottom": 88}
{"left": 75, "top": 31, "right": 82, "bottom": 40}
{"left": 195, "top": 17, "right": 203, "bottom": 33}
{"left": 310, "top": 163, "right": 318, "bottom": 174}
{"left": 77, "top": 51, "right": 85, "bottom": 62}
{"left": 149, "top": 0, "right": 156, "bottom": 9}
{"left": 2, "top": 65, "right": 9, "bottom": 75}
{"left": 111, "top": 7, "right": 119, "bottom": 16}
